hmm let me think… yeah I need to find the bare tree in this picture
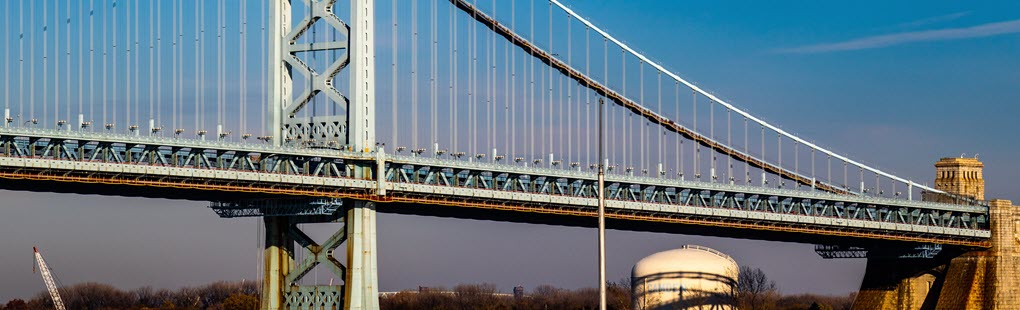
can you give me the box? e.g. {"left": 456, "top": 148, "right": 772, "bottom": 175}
{"left": 737, "top": 266, "right": 778, "bottom": 310}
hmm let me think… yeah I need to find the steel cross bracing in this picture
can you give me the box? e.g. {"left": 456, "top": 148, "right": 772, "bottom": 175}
{"left": 0, "top": 127, "right": 990, "bottom": 247}
{"left": 272, "top": 0, "right": 351, "bottom": 148}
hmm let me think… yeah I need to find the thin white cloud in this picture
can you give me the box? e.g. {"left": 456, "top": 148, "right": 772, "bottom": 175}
{"left": 778, "top": 19, "right": 1020, "bottom": 54}
{"left": 893, "top": 11, "right": 971, "bottom": 29}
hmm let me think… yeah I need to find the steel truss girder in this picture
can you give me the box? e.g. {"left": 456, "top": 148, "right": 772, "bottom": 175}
{"left": 0, "top": 128, "right": 991, "bottom": 245}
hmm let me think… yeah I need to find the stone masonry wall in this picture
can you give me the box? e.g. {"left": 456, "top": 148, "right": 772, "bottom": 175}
{"left": 936, "top": 199, "right": 1019, "bottom": 309}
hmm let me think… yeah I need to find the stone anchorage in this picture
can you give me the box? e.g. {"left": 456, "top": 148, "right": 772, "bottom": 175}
{"left": 854, "top": 157, "right": 1019, "bottom": 309}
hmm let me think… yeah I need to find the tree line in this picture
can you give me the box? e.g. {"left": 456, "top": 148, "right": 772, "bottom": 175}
{"left": 3, "top": 268, "right": 854, "bottom": 310}
{"left": 1, "top": 281, "right": 258, "bottom": 310}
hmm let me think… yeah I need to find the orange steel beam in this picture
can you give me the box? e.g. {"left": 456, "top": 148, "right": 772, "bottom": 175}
{"left": 0, "top": 167, "right": 987, "bottom": 248}
{"left": 449, "top": 0, "right": 847, "bottom": 194}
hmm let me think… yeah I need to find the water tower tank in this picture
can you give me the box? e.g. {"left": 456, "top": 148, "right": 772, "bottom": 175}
{"left": 632, "top": 245, "right": 738, "bottom": 310}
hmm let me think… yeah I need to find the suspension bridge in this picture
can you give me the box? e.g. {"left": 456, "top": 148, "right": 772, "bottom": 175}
{"left": 0, "top": 0, "right": 1015, "bottom": 309}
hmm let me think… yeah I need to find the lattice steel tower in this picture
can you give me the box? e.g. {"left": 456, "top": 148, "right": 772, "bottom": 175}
{"left": 265, "top": 0, "right": 378, "bottom": 309}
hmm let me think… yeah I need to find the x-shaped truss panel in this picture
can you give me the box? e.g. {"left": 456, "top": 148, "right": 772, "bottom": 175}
{"left": 283, "top": 220, "right": 347, "bottom": 308}
{"left": 283, "top": 0, "right": 350, "bottom": 147}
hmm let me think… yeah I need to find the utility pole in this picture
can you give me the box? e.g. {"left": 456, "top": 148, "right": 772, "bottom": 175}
{"left": 597, "top": 97, "right": 607, "bottom": 310}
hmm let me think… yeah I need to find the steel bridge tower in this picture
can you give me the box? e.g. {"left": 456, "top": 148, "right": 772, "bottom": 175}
{"left": 265, "top": 0, "right": 378, "bottom": 309}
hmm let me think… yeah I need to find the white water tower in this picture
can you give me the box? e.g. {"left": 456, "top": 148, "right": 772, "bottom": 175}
{"left": 632, "top": 245, "right": 738, "bottom": 310}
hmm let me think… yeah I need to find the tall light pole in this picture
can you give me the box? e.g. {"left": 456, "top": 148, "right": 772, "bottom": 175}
{"left": 597, "top": 97, "right": 607, "bottom": 310}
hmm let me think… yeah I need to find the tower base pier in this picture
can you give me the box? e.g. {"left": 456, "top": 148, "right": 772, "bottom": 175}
{"left": 853, "top": 199, "right": 1019, "bottom": 309}
{"left": 259, "top": 201, "right": 380, "bottom": 310}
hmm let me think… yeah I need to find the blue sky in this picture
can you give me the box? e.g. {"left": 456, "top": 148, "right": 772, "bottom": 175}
{"left": 1, "top": 0, "right": 1019, "bottom": 301}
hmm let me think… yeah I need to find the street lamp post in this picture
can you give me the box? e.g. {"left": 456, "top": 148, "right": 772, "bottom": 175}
{"left": 597, "top": 97, "right": 607, "bottom": 310}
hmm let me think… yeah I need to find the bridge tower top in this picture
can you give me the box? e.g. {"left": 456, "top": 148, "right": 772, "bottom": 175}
{"left": 934, "top": 157, "right": 985, "bottom": 201}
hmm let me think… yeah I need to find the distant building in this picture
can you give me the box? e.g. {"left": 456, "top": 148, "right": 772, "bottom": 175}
{"left": 632, "top": 245, "right": 738, "bottom": 310}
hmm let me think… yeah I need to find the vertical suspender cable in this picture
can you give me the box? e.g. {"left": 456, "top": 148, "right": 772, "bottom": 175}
{"left": 217, "top": 0, "right": 223, "bottom": 136}
{"left": 656, "top": 71, "right": 662, "bottom": 175}
{"left": 78, "top": 0, "right": 85, "bottom": 126}
{"left": 432, "top": 0, "right": 438, "bottom": 150}
{"left": 134, "top": 0, "right": 139, "bottom": 129}
{"left": 489, "top": 0, "right": 495, "bottom": 155}
{"left": 776, "top": 134, "right": 783, "bottom": 186}
{"left": 452, "top": 1, "right": 458, "bottom": 152}
{"left": 3, "top": 0, "right": 8, "bottom": 117}
{"left": 89, "top": 0, "right": 94, "bottom": 127}
{"left": 124, "top": 0, "right": 129, "bottom": 129}
{"left": 710, "top": 100, "right": 714, "bottom": 181}
{"left": 584, "top": 26, "right": 589, "bottom": 166}
{"left": 547, "top": 0, "right": 552, "bottom": 159}
{"left": 795, "top": 142, "right": 799, "bottom": 183}
{"left": 19, "top": 0, "right": 25, "bottom": 122}
{"left": 101, "top": 1, "right": 106, "bottom": 128}
{"left": 505, "top": 2, "right": 511, "bottom": 157}
{"left": 602, "top": 37, "right": 607, "bottom": 168}
{"left": 149, "top": 0, "right": 155, "bottom": 129}
{"left": 180, "top": 0, "right": 186, "bottom": 133}
{"left": 261, "top": 0, "right": 266, "bottom": 136}
{"left": 55, "top": 0, "right": 60, "bottom": 127}
{"left": 391, "top": 0, "right": 397, "bottom": 146}
{"left": 173, "top": 0, "right": 178, "bottom": 133}
{"left": 125, "top": 0, "right": 132, "bottom": 129}
{"left": 567, "top": 16, "right": 572, "bottom": 164}
{"left": 156, "top": 0, "right": 162, "bottom": 130}
{"left": 557, "top": 34, "right": 564, "bottom": 165}
{"left": 113, "top": 0, "right": 117, "bottom": 129}
{"left": 761, "top": 125, "right": 765, "bottom": 185}
{"left": 412, "top": 0, "right": 418, "bottom": 150}
{"left": 196, "top": 0, "right": 201, "bottom": 133}
{"left": 675, "top": 81, "right": 680, "bottom": 178}
{"left": 109, "top": 0, "right": 115, "bottom": 128}
{"left": 470, "top": 0, "right": 476, "bottom": 156}
{"left": 119, "top": 0, "right": 124, "bottom": 128}
{"left": 812, "top": 148, "right": 816, "bottom": 187}
{"left": 111, "top": 0, "right": 118, "bottom": 128}
{"left": 43, "top": 0, "right": 48, "bottom": 127}
{"left": 240, "top": 0, "right": 246, "bottom": 136}
{"left": 528, "top": 0, "right": 534, "bottom": 160}
{"left": 223, "top": 0, "right": 228, "bottom": 135}
{"left": 215, "top": 0, "right": 221, "bottom": 135}
{"left": 450, "top": 1, "right": 456, "bottom": 151}
{"left": 3, "top": 0, "right": 8, "bottom": 116}
{"left": 465, "top": 0, "right": 471, "bottom": 154}
{"left": 640, "top": 62, "right": 644, "bottom": 172}
{"left": 30, "top": 1, "right": 37, "bottom": 126}
{"left": 389, "top": 0, "right": 397, "bottom": 144}
{"left": 620, "top": 50, "right": 625, "bottom": 168}
{"left": 746, "top": 117, "right": 754, "bottom": 182}
{"left": 692, "top": 91, "right": 697, "bottom": 179}
{"left": 66, "top": 0, "right": 72, "bottom": 126}
{"left": 511, "top": 0, "right": 516, "bottom": 157}
{"left": 133, "top": 0, "right": 138, "bottom": 129}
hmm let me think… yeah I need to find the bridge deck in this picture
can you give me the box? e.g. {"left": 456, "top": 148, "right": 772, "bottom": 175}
{"left": 0, "top": 128, "right": 990, "bottom": 247}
